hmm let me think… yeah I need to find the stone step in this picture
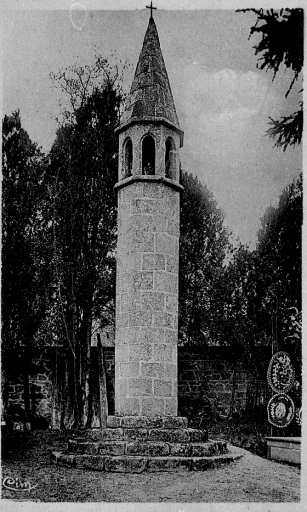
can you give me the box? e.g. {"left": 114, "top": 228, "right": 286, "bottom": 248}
{"left": 67, "top": 439, "right": 227, "bottom": 457}
{"left": 70, "top": 427, "right": 208, "bottom": 443}
{"left": 107, "top": 415, "right": 188, "bottom": 429}
{"left": 51, "top": 451, "right": 243, "bottom": 473}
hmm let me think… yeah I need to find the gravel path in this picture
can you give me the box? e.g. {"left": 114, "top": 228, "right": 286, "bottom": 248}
{"left": 1, "top": 431, "right": 300, "bottom": 502}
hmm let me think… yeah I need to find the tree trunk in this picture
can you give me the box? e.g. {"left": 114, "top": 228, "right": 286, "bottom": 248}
{"left": 1, "top": 365, "right": 9, "bottom": 425}
{"left": 51, "top": 347, "right": 62, "bottom": 430}
{"left": 229, "top": 360, "right": 238, "bottom": 418}
{"left": 83, "top": 314, "right": 92, "bottom": 428}
{"left": 97, "top": 334, "right": 108, "bottom": 427}
{"left": 22, "top": 359, "right": 31, "bottom": 431}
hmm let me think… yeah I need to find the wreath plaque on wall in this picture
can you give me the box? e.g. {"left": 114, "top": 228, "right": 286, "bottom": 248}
{"left": 267, "top": 393, "right": 295, "bottom": 428}
{"left": 267, "top": 351, "right": 295, "bottom": 394}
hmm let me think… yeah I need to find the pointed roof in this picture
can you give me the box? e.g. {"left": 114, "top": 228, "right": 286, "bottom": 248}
{"left": 118, "top": 17, "right": 183, "bottom": 144}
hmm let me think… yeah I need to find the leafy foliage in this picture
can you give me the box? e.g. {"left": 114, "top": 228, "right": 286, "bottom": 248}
{"left": 220, "top": 173, "right": 302, "bottom": 350}
{"left": 267, "top": 103, "right": 303, "bottom": 150}
{"left": 2, "top": 111, "right": 52, "bottom": 358}
{"left": 179, "top": 171, "right": 230, "bottom": 345}
{"left": 239, "top": 8, "right": 303, "bottom": 150}
{"left": 47, "top": 58, "right": 123, "bottom": 427}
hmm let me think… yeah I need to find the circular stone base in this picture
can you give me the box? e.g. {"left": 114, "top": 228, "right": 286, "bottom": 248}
{"left": 50, "top": 416, "right": 243, "bottom": 472}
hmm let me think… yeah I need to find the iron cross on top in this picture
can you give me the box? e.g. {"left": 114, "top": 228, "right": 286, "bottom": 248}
{"left": 146, "top": 1, "right": 157, "bottom": 18}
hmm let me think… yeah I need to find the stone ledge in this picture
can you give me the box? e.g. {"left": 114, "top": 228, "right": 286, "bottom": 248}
{"left": 107, "top": 415, "right": 188, "bottom": 429}
{"left": 51, "top": 451, "right": 243, "bottom": 473}
{"left": 70, "top": 426, "right": 208, "bottom": 443}
{"left": 266, "top": 437, "right": 301, "bottom": 465}
{"left": 114, "top": 175, "right": 184, "bottom": 193}
{"left": 66, "top": 439, "right": 226, "bottom": 458}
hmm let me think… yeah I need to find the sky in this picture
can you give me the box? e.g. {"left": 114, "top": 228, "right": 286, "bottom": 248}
{"left": 2, "top": 1, "right": 303, "bottom": 248}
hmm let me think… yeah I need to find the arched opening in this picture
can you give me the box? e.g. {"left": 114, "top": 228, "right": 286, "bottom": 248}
{"left": 142, "top": 135, "right": 155, "bottom": 175}
{"left": 165, "top": 138, "right": 176, "bottom": 179}
{"left": 124, "top": 138, "right": 133, "bottom": 178}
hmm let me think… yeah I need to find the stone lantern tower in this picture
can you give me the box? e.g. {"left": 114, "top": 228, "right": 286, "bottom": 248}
{"left": 114, "top": 14, "right": 184, "bottom": 417}
{"left": 52, "top": 12, "right": 242, "bottom": 473}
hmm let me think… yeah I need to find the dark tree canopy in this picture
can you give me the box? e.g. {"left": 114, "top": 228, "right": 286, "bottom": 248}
{"left": 239, "top": 8, "right": 304, "bottom": 150}
{"left": 179, "top": 171, "right": 230, "bottom": 345}
{"left": 2, "top": 111, "right": 52, "bottom": 356}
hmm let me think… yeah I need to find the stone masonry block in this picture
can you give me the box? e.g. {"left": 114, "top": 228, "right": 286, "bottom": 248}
{"left": 123, "top": 428, "right": 148, "bottom": 441}
{"left": 121, "top": 292, "right": 141, "bottom": 313}
{"left": 119, "top": 362, "right": 140, "bottom": 378}
{"left": 141, "top": 397, "right": 165, "bottom": 416}
{"left": 164, "top": 329, "right": 177, "bottom": 345}
{"left": 153, "top": 312, "right": 174, "bottom": 329}
{"left": 187, "top": 429, "right": 208, "bottom": 443}
{"left": 120, "top": 185, "right": 140, "bottom": 206}
{"left": 116, "top": 346, "right": 129, "bottom": 362}
{"left": 174, "top": 314, "right": 178, "bottom": 329}
{"left": 117, "top": 378, "right": 128, "bottom": 397}
{"left": 139, "top": 327, "right": 165, "bottom": 344}
{"left": 129, "top": 378, "right": 153, "bottom": 396}
{"left": 154, "top": 379, "right": 172, "bottom": 397}
{"left": 133, "top": 272, "right": 154, "bottom": 290}
{"left": 147, "top": 429, "right": 190, "bottom": 443}
{"left": 130, "top": 231, "right": 154, "bottom": 253}
{"left": 119, "top": 253, "right": 142, "bottom": 273}
{"left": 105, "top": 457, "right": 147, "bottom": 473}
{"left": 89, "top": 428, "right": 124, "bottom": 441}
{"left": 170, "top": 443, "right": 191, "bottom": 457}
{"left": 141, "top": 362, "right": 165, "bottom": 378}
{"left": 141, "top": 291, "right": 165, "bottom": 311}
{"left": 130, "top": 311, "right": 152, "bottom": 327}
{"left": 131, "top": 198, "right": 160, "bottom": 215}
{"left": 115, "top": 362, "right": 120, "bottom": 378}
{"left": 155, "top": 233, "right": 177, "bottom": 255}
{"left": 120, "top": 416, "right": 148, "bottom": 428}
{"left": 75, "top": 455, "right": 105, "bottom": 471}
{"left": 154, "top": 344, "right": 173, "bottom": 362}
{"left": 128, "top": 214, "right": 167, "bottom": 234}
{"left": 118, "top": 398, "right": 141, "bottom": 416}
{"left": 117, "top": 273, "right": 133, "bottom": 294}
{"left": 116, "top": 236, "right": 129, "bottom": 258}
{"left": 147, "top": 458, "right": 182, "bottom": 472}
{"left": 165, "top": 294, "right": 177, "bottom": 313}
{"left": 166, "top": 255, "right": 178, "bottom": 274}
{"left": 107, "top": 416, "right": 121, "bottom": 428}
{"left": 147, "top": 214, "right": 168, "bottom": 233}
{"left": 165, "top": 364, "right": 177, "bottom": 379}
{"left": 142, "top": 253, "right": 166, "bottom": 271}
{"left": 116, "top": 312, "right": 129, "bottom": 328}
{"left": 162, "top": 416, "right": 187, "bottom": 429}
{"left": 142, "top": 182, "right": 165, "bottom": 199}
{"left": 118, "top": 327, "right": 141, "bottom": 345}
{"left": 98, "top": 442, "right": 126, "bottom": 456}
{"left": 126, "top": 441, "right": 169, "bottom": 457}
{"left": 117, "top": 218, "right": 122, "bottom": 237}
{"left": 129, "top": 344, "right": 153, "bottom": 361}
{"left": 167, "top": 218, "right": 179, "bottom": 236}
{"left": 68, "top": 440, "right": 99, "bottom": 455}
{"left": 154, "top": 272, "right": 178, "bottom": 294}
{"left": 116, "top": 294, "right": 121, "bottom": 313}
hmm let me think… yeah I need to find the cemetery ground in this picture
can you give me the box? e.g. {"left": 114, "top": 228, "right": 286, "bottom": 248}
{"left": 1, "top": 427, "right": 300, "bottom": 502}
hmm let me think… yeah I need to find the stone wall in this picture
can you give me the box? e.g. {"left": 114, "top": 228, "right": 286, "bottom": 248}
{"left": 6, "top": 357, "right": 53, "bottom": 430}
{"left": 177, "top": 348, "right": 249, "bottom": 421}
{"left": 4, "top": 348, "right": 115, "bottom": 430}
{"left": 5, "top": 346, "right": 271, "bottom": 428}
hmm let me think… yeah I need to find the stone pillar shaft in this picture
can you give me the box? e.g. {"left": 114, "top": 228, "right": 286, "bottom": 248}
{"left": 114, "top": 178, "right": 180, "bottom": 416}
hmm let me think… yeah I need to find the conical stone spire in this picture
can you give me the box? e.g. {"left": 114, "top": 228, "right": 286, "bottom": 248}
{"left": 119, "top": 17, "right": 183, "bottom": 142}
